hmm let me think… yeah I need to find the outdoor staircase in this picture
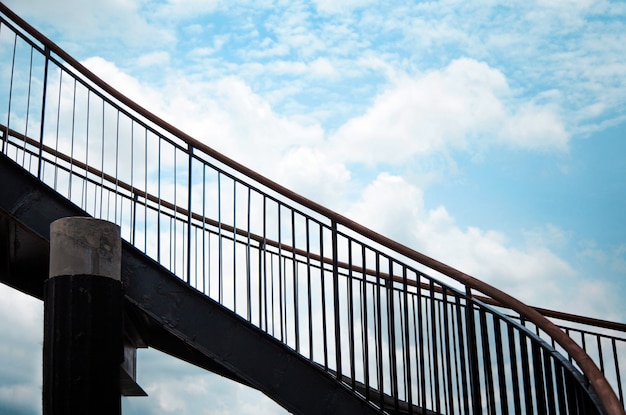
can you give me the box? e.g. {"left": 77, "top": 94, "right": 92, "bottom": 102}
{"left": 1, "top": 3, "right": 624, "bottom": 414}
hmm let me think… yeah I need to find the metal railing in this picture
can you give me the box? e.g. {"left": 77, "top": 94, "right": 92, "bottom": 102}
{"left": 1, "top": 3, "right": 623, "bottom": 414}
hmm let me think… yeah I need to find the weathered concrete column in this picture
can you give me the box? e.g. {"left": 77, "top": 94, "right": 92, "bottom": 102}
{"left": 43, "top": 217, "right": 122, "bottom": 415}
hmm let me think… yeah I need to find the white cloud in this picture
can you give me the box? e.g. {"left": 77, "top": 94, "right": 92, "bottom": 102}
{"left": 82, "top": 57, "right": 164, "bottom": 107}
{"left": 579, "top": 241, "right": 626, "bottom": 279}
{"left": 137, "top": 51, "right": 171, "bottom": 68}
{"left": 329, "top": 58, "right": 569, "bottom": 165}
{"left": 313, "top": 0, "right": 376, "bottom": 14}
{"left": 0, "top": 384, "right": 41, "bottom": 413}
{"left": 65, "top": 57, "right": 616, "bottom": 318}
{"left": 522, "top": 223, "right": 570, "bottom": 250}
{"left": 613, "top": 245, "right": 626, "bottom": 274}
{"left": 273, "top": 146, "right": 351, "bottom": 208}
{"left": 264, "top": 3, "right": 326, "bottom": 58}
{"left": 152, "top": 0, "right": 221, "bottom": 20}
{"left": 123, "top": 349, "right": 288, "bottom": 414}
{"left": 4, "top": 0, "right": 174, "bottom": 47}
{"left": 342, "top": 172, "right": 615, "bottom": 313}
{"left": 0, "top": 285, "right": 42, "bottom": 414}
{"left": 346, "top": 172, "right": 424, "bottom": 244}
{"left": 80, "top": 57, "right": 342, "bottom": 205}
{"left": 243, "top": 39, "right": 291, "bottom": 60}
{"left": 308, "top": 57, "right": 339, "bottom": 78}
{"left": 2, "top": 2, "right": 625, "bottom": 414}
{"left": 502, "top": 102, "right": 568, "bottom": 151}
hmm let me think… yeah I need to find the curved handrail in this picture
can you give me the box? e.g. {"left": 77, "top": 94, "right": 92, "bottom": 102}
{"left": 0, "top": 3, "right": 622, "bottom": 413}
{"left": 8, "top": 123, "right": 626, "bottom": 337}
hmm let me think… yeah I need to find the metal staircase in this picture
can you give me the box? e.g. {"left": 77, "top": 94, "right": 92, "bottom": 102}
{"left": 1, "top": 3, "right": 624, "bottom": 414}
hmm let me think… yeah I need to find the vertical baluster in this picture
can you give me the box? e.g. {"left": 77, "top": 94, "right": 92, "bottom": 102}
{"left": 493, "top": 317, "right": 509, "bottom": 414}
{"left": 429, "top": 281, "right": 440, "bottom": 413}
{"left": 113, "top": 111, "right": 120, "bottom": 223}
{"left": 402, "top": 267, "right": 413, "bottom": 414}
{"left": 362, "top": 244, "right": 370, "bottom": 402}
{"left": 20, "top": 46, "right": 33, "bottom": 167}
{"left": 305, "top": 218, "right": 313, "bottom": 361}
{"left": 612, "top": 338, "right": 624, "bottom": 405}
{"left": 278, "top": 204, "right": 284, "bottom": 342}
{"left": 260, "top": 201, "right": 266, "bottom": 330}
{"left": 36, "top": 46, "right": 49, "bottom": 179}
{"left": 442, "top": 289, "right": 455, "bottom": 415}
{"left": 596, "top": 335, "right": 605, "bottom": 375}
{"left": 82, "top": 90, "right": 91, "bottom": 212}
{"left": 186, "top": 144, "right": 192, "bottom": 284}
{"left": 465, "top": 288, "right": 482, "bottom": 415}
{"left": 203, "top": 179, "right": 209, "bottom": 294}
{"left": 454, "top": 294, "right": 470, "bottom": 414}
{"left": 320, "top": 224, "right": 328, "bottom": 370}
{"left": 246, "top": 187, "right": 252, "bottom": 322}
{"left": 97, "top": 100, "right": 104, "bottom": 219}
{"left": 387, "top": 261, "right": 399, "bottom": 413}
{"left": 416, "top": 277, "right": 426, "bottom": 409}
{"left": 232, "top": 180, "right": 237, "bottom": 312}
{"left": 217, "top": 171, "right": 222, "bottom": 302}
{"left": 269, "top": 252, "right": 272, "bottom": 336}
{"left": 542, "top": 348, "right": 557, "bottom": 414}
{"left": 375, "top": 252, "right": 384, "bottom": 410}
{"left": 53, "top": 69, "right": 62, "bottom": 190}
{"left": 291, "top": 210, "right": 299, "bottom": 353}
{"left": 520, "top": 330, "right": 535, "bottom": 415}
{"left": 68, "top": 79, "right": 77, "bottom": 201}
{"left": 479, "top": 310, "right": 496, "bottom": 414}
{"left": 331, "top": 220, "right": 342, "bottom": 380}
{"left": 347, "top": 239, "right": 356, "bottom": 390}
{"left": 450, "top": 297, "right": 463, "bottom": 414}
{"left": 2, "top": 33, "right": 16, "bottom": 156}
{"left": 143, "top": 128, "right": 147, "bottom": 254}
{"left": 532, "top": 341, "right": 547, "bottom": 415}
{"left": 554, "top": 360, "right": 567, "bottom": 414}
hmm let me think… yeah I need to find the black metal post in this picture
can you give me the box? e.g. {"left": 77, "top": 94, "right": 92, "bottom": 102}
{"left": 43, "top": 217, "right": 122, "bottom": 415}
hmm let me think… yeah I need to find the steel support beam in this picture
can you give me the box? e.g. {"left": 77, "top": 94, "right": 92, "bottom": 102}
{"left": 0, "top": 152, "right": 382, "bottom": 415}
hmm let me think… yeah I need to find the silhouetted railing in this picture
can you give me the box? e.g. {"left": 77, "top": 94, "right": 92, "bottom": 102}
{"left": 1, "top": 3, "right": 623, "bottom": 414}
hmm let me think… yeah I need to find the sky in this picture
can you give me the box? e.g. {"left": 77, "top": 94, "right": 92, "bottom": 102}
{"left": 1, "top": 0, "right": 625, "bottom": 413}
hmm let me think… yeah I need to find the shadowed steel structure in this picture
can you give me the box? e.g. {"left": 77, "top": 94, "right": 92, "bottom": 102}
{"left": 0, "top": 3, "right": 625, "bottom": 414}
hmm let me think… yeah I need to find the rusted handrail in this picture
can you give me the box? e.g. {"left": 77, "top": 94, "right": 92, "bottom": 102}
{"left": 8, "top": 124, "right": 626, "bottom": 339}
{"left": 1, "top": 3, "right": 623, "bottom": 413}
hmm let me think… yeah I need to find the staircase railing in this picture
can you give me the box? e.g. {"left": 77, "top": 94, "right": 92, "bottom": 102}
{"left": 1, "top": 3, "right": 623, "bottom": 414}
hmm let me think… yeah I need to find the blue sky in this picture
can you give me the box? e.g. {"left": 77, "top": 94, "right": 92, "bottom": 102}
{"left": 1, "top": 0, "right": 625, "bottom": 414}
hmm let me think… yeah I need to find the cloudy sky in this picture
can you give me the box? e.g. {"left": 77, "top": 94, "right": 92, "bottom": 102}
{"left": 1, "top": 0, "right": 626, "bottom": 413}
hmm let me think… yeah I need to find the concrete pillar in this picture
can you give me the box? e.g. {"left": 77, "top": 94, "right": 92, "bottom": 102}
{"left": 48, "top": 217, "right": 121, "bottom": 280}
{"left": 43, "top": 217, "right": 122, "bottom": 415}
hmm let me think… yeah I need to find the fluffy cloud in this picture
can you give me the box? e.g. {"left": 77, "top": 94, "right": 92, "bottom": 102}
{"left": 313, "top": 0, "right": 377, "bottom": 14}
{"left": 121, "top": 349, "right": 288, "bottom": 415}
{"left": 80, "top": 57, "right": 349, "bottom": 207}
{"left": 2, "top": 2, "right": 625, "bottom": 414}
{"left": 343, "top": 172, "right": 620, "bottom": 315}
{"left": 329, "top": 58, "right": 569, "bottom": 165}
{"left": 346, "top": 172, "right": 424, "bottom": 244}
{"left": 273, "top": 146, "right": 350, "bottom": 208}
{"left": 151, "top": 0, "right": 221, "bottom": 20}
{"left": 64, "top": 57, "right": 618, "bottom": 317}
{"left": 0, "top": 285, "right": 42, "bottom": 415}
{"left": 3, "top": 0, "right": 173, "bottom": 47}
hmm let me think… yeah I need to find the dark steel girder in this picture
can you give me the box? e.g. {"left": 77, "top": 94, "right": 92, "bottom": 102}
{"left": 0, "top": 154, "right": 382, "bottom": 415}
{"left": 0, "top": 209, "right": 49, "bottom": 299}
